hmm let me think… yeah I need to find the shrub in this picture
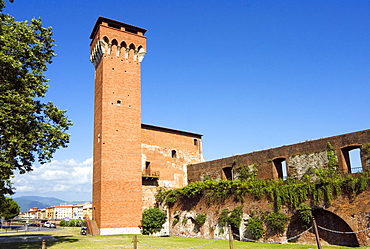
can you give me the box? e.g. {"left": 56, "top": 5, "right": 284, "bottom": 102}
{"left": 218, "top": 208, "right": 230, "bottom": 227}
{"left": 172, "top": 217, "right": 179, "bottom": 226}
{"left": 229, "top": 206, "right": 243, "bottom": 228}
{"left": 139, "top": 207, "right": 167, "bottom": 235}
{"left": 298, "top": 203, "right": 312, "bottom": 228}
{"left": 265, "top": 212, "right": 289, "bottom": 234}
{"left": 195, "top": 214, "right": 206, "bottom": 226}
{"left": 246, "top": 216, "right": 264, "bottom": 240}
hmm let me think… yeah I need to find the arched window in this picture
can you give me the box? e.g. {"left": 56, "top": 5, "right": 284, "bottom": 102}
{"left": 341, "top": 146, "right": 362, "bottom": 173}
{"left": 273, "top": 158, "right": 288, "bottom": 180}
{"left": 222, "top": 166, "right": 233, "bottom": 180}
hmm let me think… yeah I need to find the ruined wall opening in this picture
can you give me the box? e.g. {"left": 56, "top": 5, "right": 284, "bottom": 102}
{"left": 342, "top": 146, "right": 362, "bottom": 173}
{"left": 222, "top": 166, "right": 233, "bottom": 180}
{"left": 273, "top": 158, "right": 287, "bottom": 180}
{"left": 145, "top": 161, "right": 151, "bottom": 175}
{"left": 171, "top": 150, "right": 177, "bottom": 158}
{"left": 287, "top": 209, "right": 359, "bottom": 247}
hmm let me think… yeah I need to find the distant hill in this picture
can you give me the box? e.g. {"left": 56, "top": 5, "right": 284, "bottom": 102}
{"left": 14, "top": 196, "right": 66, "bottom": 212}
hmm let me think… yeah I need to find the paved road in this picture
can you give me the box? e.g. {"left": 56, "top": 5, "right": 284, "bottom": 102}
{"left": 0, "top": 226, "right": 59, "bottom": 234}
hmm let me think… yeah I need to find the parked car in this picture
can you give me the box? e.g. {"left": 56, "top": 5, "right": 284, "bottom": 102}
{"left": 43, "top": 222, "right": 56, "bottom": 228}
{"left": 27, "top": 223, "right": 40, "bottom": 227}
{"left": 80, "top": 227, "right": 87, "bottom": 235}
{"left": 43, "top": 222, "right": 51, "bottom": 227}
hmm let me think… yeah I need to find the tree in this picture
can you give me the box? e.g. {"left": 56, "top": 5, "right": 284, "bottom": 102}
{"left": 139, "top": 207, "right": 167, "bottom": 235}
{"left": 0, "top": 0, "right": 72, "bottom": 195}
{"left": 0, "top": 197, "right": 20, "bottom": 219}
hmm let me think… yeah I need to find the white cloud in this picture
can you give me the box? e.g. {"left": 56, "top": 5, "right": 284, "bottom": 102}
{"left": 12, "top": 158, "right": 92, "bottom": 201}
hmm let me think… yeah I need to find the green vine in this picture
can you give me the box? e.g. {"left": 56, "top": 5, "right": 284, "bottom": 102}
{"left": 362, "top": 143, "right": 370, "bottom": 162}
{"left": 217, "top": 206, "right": 243, "bottom": 231}
{"left": 172, "top": 217, "right": 179, "bottom": 226}
{"left": 246, "top": 216, "right": 264, "bottom": 240}
{"left": 195, "top": 213, "right": 207, "bottom": 226}
{"left": 265, "top": 212, "right": 289, "bottom": 234}
{"left": 236, "top": 164, "right": 258, "bottom": 181}
{"left": 327, "top": 142, "right": 338, "bottom": 171}
{"left": 157, "top": 170, "right": 370, "bottom": 211}
{"left": 298, "top": 203, "right": 312, "bottom": 228}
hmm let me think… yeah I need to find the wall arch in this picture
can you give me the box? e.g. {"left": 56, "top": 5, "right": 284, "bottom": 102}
{"left": 287, "top": 209, "right": 359, "bottom": 247}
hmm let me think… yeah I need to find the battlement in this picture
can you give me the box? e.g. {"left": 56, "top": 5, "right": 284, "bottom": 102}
{"left": 90, "top": 16, "right": 146, "bottom": 39}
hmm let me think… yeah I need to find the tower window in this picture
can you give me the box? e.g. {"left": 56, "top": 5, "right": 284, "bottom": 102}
{"left": 117, "top": 100, "right": 121, "bottom": 106}
{"left": 194, "top": 139, "right": 198, "bottom": 145}
{"left": 145, "top": 161, "right": 151, "bottom": 175}
{"left": 171, "top": 150, "right": 177, "bottom": 158}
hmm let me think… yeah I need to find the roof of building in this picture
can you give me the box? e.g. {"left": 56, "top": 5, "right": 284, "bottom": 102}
{"left": 142, "top": 123, "right": 202, "bottom": 139}
{"left": 90, "top": 16, "right": 147, "bottom": 39}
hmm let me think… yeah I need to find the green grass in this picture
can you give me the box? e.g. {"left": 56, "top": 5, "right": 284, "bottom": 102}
{"left": 0, "top": 227, "right": 369, "bottom": 249}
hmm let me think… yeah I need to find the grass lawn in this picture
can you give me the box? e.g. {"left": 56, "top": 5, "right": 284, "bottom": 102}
{"left": 0, "top": 227, "right": 368, "bottom": 249}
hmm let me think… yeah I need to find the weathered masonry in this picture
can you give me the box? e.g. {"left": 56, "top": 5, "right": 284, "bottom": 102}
{"left": 188, "top": 129, "right": 370, "bottom": 182}
{"left": 90, "top": 16, "right": 370, "bottom": 240}
{"left": 90, "top": 17, "right": 203, "bottom": 235}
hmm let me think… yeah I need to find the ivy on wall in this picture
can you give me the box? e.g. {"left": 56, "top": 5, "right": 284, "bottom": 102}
{"left": 157, "top": 169, "right": 370, "bottom": 211}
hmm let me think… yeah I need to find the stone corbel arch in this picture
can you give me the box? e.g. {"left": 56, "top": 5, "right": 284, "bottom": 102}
{"left": 137, "top": 46, "right": 146, "bottom": 62}
{"left": 111, "top": 39, "right": 118, "bottom": 57}
{"left": 118, "top": 41, "right": 127, "bottom": 58}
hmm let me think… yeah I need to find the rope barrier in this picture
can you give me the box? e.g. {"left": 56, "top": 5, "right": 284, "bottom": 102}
{"left": 234, "top": 226, "right": 313, "bottom": 244}
{"left": 120, "top": 242, "right": 132, "bottom": 248}
{"left": 186, "top": 239, "right": 220, "bottom": 249}
{"left": 134, "top": 224, "right": 370, "bottom": 248}
{"left": 318, "top": 225, "right": 370, "bottom": 234}
{"left": 120, "top": 240, "right": 132, "bottom": 248}
{"left": 137, "top": 238, "right": 220, "bottom": 249}
{"left": 137, "top": 240, "right": 165, "bottom": 249}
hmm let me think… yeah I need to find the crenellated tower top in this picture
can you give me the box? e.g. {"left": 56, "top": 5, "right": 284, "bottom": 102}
{"left": 90, "top": 16, "right": 147, "bottom": 67}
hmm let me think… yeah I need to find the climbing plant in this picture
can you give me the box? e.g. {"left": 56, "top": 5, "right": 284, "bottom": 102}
{"left": 327, "top": 142, "right": 338, "bottom": 172}
{"left": 217, "top": 206, "right": 243, "bottom": 231}
{"left": 246, "top": 216, "right": 264, "bottom": 240}
{"left": 298, "top": 203, "right": 312, "bottom": 228}
{"left": 236, "top": 164, "right": 258, "bottom": 181}
{"left": 156, "top": 170, "right": 370, "bottom": 212}
{"left": 265, "top": 212, "right": 289, "bottom": 234}
{"left": 195, "top": 213, "right": 207, "bottom": 226}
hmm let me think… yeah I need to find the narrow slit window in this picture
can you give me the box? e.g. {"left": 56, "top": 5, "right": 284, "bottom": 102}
{"left": 145, "top": 161, "right": 151, "bottom": 175}
{"left": 171, "top": 150, "right": 177, "bottom": 158}
{"left": 194, "top": 139, "right": 198, "bottom": 146}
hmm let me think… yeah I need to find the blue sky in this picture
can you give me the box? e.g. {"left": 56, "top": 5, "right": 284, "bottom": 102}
{"left": 6, "top": 0, "right": 370, "bottom": 202}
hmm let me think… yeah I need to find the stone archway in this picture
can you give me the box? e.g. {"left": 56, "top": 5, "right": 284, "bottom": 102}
{"left": 314, "top": 209, "right": 359, "bottom": 247}
{"left": 287, "top": 209, "right": 359, "bottom": 247}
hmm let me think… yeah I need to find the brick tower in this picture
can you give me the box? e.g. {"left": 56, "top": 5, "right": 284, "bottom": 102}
{"left": 90, "top": 17, "right": 146, "bottom": 235}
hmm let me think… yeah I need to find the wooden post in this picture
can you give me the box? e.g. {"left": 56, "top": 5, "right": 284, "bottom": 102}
{"left": 133, "top": 235, "right": 137, "bottom": 249}
{"left": 41, "top": 239, "right": 47, "bottom": 249}
{"left": 228, "top": 225, "right": 234, "bottom": 249}
{"left": 312, "top": 217, "right": 322, "bottom": 249}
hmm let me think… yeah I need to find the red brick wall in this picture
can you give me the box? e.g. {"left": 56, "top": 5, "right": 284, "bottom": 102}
{"left": 188, "top": 129, "right": 370, "bottom": 182}
{"left": 91, "top": 19, "right": 146, "bottom": 231}
{"left": 141, "top": 125, "right": 203, "bottom": 209}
